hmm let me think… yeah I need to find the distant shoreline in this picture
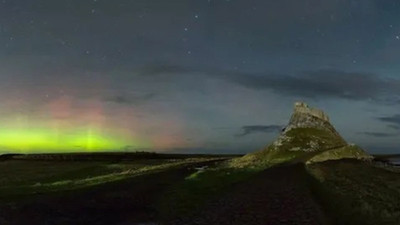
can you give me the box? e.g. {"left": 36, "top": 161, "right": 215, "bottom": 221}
{"left": 0, "top": 152, "right": 243, "bottom": 162}
{"left": 373, "top": 154, "right": 400, "bottom": 166}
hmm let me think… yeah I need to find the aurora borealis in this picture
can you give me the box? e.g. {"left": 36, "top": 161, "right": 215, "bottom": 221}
{"left": 0, "top": 90, "right": 165, "bottom": 153}
{"left": 0, "top": 128, "right": 134, "bottom": 152}
{"left": 0, "top": 97, "right": 150, "bottom": 152}
{"left": 1, "top": 0, "right": 400, "bottom": 154}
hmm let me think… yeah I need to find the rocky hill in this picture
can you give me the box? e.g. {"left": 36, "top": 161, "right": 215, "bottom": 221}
{"left": 231, "top": 102, "right": 372, "bottom": 168}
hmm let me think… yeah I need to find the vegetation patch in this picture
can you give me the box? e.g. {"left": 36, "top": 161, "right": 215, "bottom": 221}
{"left": 229, "top": 127, "right": 347, "bottom": 169}
{"left": 158, "top": 166, "right": 258, "bottom": 220}
{"left": 306, "top": 145, "right": 372, "bottom": 164}
{"left": 0, "top": 158, "right": 219, "bottom": 198}
{"left": 307, "top": 160, "right": 400, "bottom": 225}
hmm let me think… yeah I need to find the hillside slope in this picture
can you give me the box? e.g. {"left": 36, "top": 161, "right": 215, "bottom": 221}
{"left": 231, "top": 102, "right": 371, "bottom": 168}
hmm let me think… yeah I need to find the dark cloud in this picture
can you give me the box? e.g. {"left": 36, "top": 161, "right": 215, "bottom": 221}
{"left": 359, "top": 132, "right": 398, "bottom": 138}
{"left": 388, "top": 124, "right": 400, "bottom": 130}
{"left": 227, "top": 69, "right": 400, "bottom": 104}
{"left": 377, "top": 114, "right": 400, "bottom": 125}
{"left": 136, "top": 64, "right": 400, "bottom": 104}
{"left": 104, "top": 93, "right": 156, "bottom": 105}
{"left": 236, "top": 125, "right": 282, "bottom": 137}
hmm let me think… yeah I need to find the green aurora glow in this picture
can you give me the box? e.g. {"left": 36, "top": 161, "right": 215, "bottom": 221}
{"left": 0, "top": 128, "right": 149, "bottom": 153}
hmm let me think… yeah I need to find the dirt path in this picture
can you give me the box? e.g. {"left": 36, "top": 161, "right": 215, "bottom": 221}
{"left": 168, "top": 164, "right": 328, "bottom": 225}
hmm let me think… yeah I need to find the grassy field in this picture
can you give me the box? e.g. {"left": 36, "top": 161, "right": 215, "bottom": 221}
{"left": 159, "top": 157, "right": 400, "bottom": 225}
{"left": 307, "top": 160, "right": 400, "bottom": 225}
{"left": 158, "top": 167, "right": 257, "bottom": 221}
{"left": 0, "top": 155, "right": 233, "bottom": 225}
{"left": 1, "top": 153, "right": 400, "bottom": 225}
{"left": 0, "top": 155, "right": 229, "bottom": 200}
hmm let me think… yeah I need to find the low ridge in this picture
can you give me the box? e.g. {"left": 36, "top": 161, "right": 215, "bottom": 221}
{"left": 231, "top": 102, "right": 372, "bottom": 168}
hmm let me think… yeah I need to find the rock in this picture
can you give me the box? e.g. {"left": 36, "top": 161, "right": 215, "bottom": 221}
{"left": 284, "top": 102, "right": 341, "bottom": 138}
{"left": 230, "top": 102, "right": 372, "bottom": 168}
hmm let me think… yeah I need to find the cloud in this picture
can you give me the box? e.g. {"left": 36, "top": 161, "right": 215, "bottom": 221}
{"left": 135, "top": 64, "right": 400, "bottom": 104}
{"left": 377, "top": 114, "right": 400, "bottom": 125}
{"left": 359, "top": 132, "right": 398, "bottom": 138}
{"left": 104, "top": 93, "right": 156, "bottom": 105}
{"left": 226, "top": 69, "right": 400, "bottom": 104}
{"left": 388, "top": 124, "right": 400, "bottom": 130}
{"left": 236, "top": 125, "right": 282, "bottom": 137}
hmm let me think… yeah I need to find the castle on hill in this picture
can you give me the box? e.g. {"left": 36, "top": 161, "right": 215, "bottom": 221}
{"left": 294, "top": 102, "right": 330, "bottom": 122}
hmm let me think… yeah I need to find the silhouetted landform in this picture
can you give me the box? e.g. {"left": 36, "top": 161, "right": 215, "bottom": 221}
{"left": 231, "top": 102, "right": 372, "bottom": 168}
{"left": 0, "top": 158, "right": 225, "bottom": 225}
{"left": 0, "top": 154, "right": 20, "bottom": 161}
{"left": 372, "top": 154, "right": 400, "bottom": 166}
{"left": 373, "top": 154, "right": 400, "bottom": 158}
{"left": 0, "top": 152, "right": 242, "bottom": 162}
{"left": 166, "top": 164, "right": 327, "bottom": 225}
{"left": 308, "top": 159, "right": 400, "bottom": 225}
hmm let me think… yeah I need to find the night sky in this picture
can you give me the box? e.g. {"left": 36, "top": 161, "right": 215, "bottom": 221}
{"left": 1, "top": 0, "right": 400, "bottom": 154}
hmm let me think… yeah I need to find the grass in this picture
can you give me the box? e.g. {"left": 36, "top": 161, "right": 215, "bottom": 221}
{"left": 159, "top": 157, "right": 400, "bottom": 224}
{"left": 307, "top": 160, "right": 400, "bottom": 225}
{"left": 0, "top": 160, "right": 109, "bottom": 187}
{"left": 1, "top": 152, "right": 399, "bottom": 225}
{"left": 279, "top": 128, "right": 346, "bottom": 150}
{"left": 306, "top": 144, "right": 372, "bottom": 164}
{"left": 0, "top": 157, "right": 221, "bottom": 199}
{"left": 1, "top": 147, "right": 396, "bottom": 225}
{"left": 158, "top": 166, "right": 258, "bottom": 220}
{"left": 229, "top": 127, "right": 347, "bottom": 169}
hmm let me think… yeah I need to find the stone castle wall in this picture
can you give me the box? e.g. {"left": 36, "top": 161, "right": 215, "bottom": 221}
{"left": 294, "top": 102, "right": 329, "bottom": 122}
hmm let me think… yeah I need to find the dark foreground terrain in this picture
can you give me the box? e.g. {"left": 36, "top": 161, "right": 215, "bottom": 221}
{"left": 168, "top": 164, "right": 327, "bottom": 225}
{"left": 0, "top": 154, "right": 399, "bottom": 225}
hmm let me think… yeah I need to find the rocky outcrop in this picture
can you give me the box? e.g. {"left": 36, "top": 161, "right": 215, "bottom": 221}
{"left": 230, "top": 102, "right": 372, "bottom": 169}
{"left": 294, "top": 102, "right": 329, "bottom": 122}
{"left": 283, "top": 102, "right": 341, "bottom": 138}
{"left": 273, "top": 102, "right": 346, "bottom": 152}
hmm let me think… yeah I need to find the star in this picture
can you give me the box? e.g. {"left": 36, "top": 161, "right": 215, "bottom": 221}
{"left": 184, "top": 27, "right": 188, "bottom": 31}
{"left": 396, "top": 35, "right": 400, "bottom": 40}
{"left": 194, "top": 15, "right": 199, "bottom": 19}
